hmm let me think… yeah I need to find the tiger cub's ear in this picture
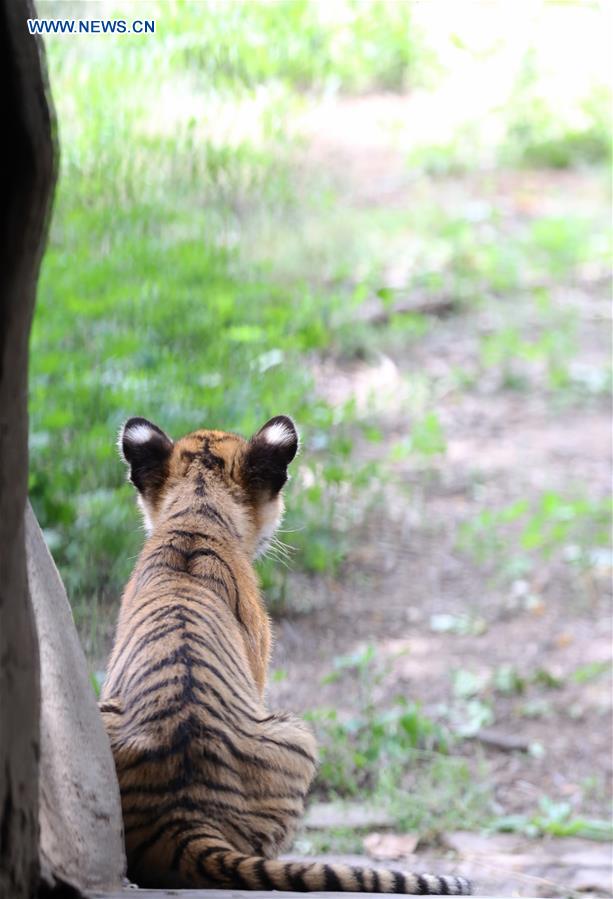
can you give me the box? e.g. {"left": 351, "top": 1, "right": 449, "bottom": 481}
{"left": 243, "top": 415, "right": 299, "bottom": 497}
{"left": 118, "top": 417, "right": 173, "bottom": 495}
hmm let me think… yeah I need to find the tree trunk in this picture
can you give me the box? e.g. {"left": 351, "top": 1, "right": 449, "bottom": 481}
{"left": 0, "top": 2, "right": 57, "bottom": 897}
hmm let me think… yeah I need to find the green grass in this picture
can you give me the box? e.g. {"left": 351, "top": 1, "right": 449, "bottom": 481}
{"left": 306, "top": 647, "right": 612, "bottom": 842}
{"left": 34, "top": 3, "right": 430, "bottom": 605}
{"left": 304, "top": 645, "right": 495, "bottom": 836}
{"left": 31, "top": 2, "right": 611, "bottom": 625}
{"left": 458, "top": 491, "right": 612, "bottom": 584}
{"left": 492, "top": 796, "right": 613, "bottom": 842}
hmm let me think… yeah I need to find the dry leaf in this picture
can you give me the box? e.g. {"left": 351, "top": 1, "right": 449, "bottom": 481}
{"left": 363, "top": 832, "right": 419, "bottom": 861}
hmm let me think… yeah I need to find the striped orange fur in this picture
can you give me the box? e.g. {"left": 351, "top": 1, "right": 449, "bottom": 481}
{"left": 100, "top": 415, "right": 471, "bottom": 895}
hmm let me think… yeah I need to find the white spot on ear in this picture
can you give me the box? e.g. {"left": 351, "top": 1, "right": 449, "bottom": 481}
{"left": 124, "top": 422, "right": 156, "bottom": 445}
{"left": 262, "top": 421, "right": 294, "bottom": 447}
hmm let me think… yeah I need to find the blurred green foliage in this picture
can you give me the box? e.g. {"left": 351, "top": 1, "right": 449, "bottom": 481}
{"left": 30, "top": 1, "right": 611, "bottom": 623}
{"left": 306, "top": 645, "right": 493, "bottom": 835}
{"left": 504, "top": 51, "right": 612, "bottom": 168}
{"left": 34, "top": 1, "right": 429, "bottom": 604}
{"left": 458, "top": 492, "right": 612, "bottom": 581}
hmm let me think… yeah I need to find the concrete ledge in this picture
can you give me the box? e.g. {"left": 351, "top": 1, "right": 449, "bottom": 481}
{"left": 90, "top": 893, "right": 530, "bottom": 899}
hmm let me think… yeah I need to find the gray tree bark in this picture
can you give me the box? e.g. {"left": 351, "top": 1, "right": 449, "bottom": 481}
{"left": 0, "top": 1, "right": 57, "bottom": 897}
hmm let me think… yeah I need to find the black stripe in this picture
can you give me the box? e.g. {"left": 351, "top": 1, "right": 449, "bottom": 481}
{"left": 323, "top": 864, "right": 342, "bottom": 891}
{"left": 393, "top": 871, "right": 405, "bottom": 893}
{"left": 167, "top": 506, "right": 195, "bottom": 521}
{"left": 108, "top": 597, "right": 185, "bottom": 672}
{"left": 142, "top": 607, "right": 252, "bottom": 694}
{"left": 214, "top": 849, "right": 235, "bottom": 888}
{"left": 199, "top": 444, "right": 225, "bottom": 473}
{"left": 120, "top": 698, "right": 184, "bottom": 732}
{"left": 121, "top": 772, "right": 242, "bottom": 801}
{"left": 184, "top": 631, "right": 255, "bottom": 696}
{"left": 372, "top": 869, "right": 381, "bottom": 892}
{"left": 187, "top": 685, "right": 315, "bottom": 763}
{"left": 199, "top": 811, "right": 260, "bottom": 857}
{"left": 199, "top": 722, "right": 311, "bottom": 780}
{"left": 194, "top": 842, "right": 231, "bottom": 863}
{"left": 109, "top": 600, "right": 206, "bottom": 686}
{"left": 255, "top": 859, "right": 273, "bottom": 890}
{"left": 124, "top": 795, "right": 203, "bottom": 831}
{"left": 122, "top": 784, "right": 296, "bottom": 837}
{"left": 230, "top": 855, "right": 253, "bottom": 890}
{"left": 354, "top": 867, "right": 365, "bottom": 891}
{"left": 194, "top": 503, "right": 239, "bottom": 537}
{"left": 142, "top": 588, "right": 253, "bottom": 676}
{"left": 195, "top": 846, "right": 230, "bottom": 883}
{"left": 186, "top": 546, "right": 240, "bottom": 602}
{"left": 123, "top": 647, "right": 186, "bottom": 695}
{"left": 136, "top": 561, "right": 231, "bottom": 596}
{"left": 119, "top": 685, "right": 183, "bottom": 724}
{"left": 117, "top": 599, "right": 179, "bottom": 646}
{"left": 127, "top": 791, "right": 298, "bottom": 831}
{"left": 118, "top": 732, "right": 243, "bottom": 783}
{"left": 416, "top": 874, "right": 429, "bottom": 894}
{"left": 116, "top": 712, "right": 195, "bottom": 773}
{"left": 140, "top": 542, "right": 187, "bottom": 566}
{"left": 263, "top": 860, "right": 285, "bottom": 890}
{"left": 168, "top": 502, "right": 239, "bottom": 538}
{"left": 189, "top": 616, "right": 254, "bottom": 689}
{"left": 190, "top": 650, "right": 254, "bottom": 700}
{"left": 438, "top": 876, "right": 450, "bottom": 895}
{"left": 284, "top": 862, "right": 307, "bottom": 892}
{"left": 137, "top": 558, "right": 187, "bottom": 581}
{"left": 129, "top": 815, "right": 196, "bottom": 865}
{"left": 122, "top": 673, "right": 184, "bottom": 709}
{"left": 117, "top": 620, "right": 186, "bottom": 675}
{"left": 169, "top": 528, "right": 224, "bottom": 544}
{"left": 190, "top": 670, "right": 267, "bottom": 726}
{"left": 237, "top": 856, "right": 265, "bottom": 890}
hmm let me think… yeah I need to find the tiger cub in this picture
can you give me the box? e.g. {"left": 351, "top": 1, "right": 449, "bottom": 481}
{"left": 100, "top": 415, "right": 471, "bottom": 895}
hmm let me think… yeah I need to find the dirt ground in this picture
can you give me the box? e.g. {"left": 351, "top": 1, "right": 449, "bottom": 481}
{"left": 263, "top": 96, "right": 612, "bottom": 894}
{"left": 281, "top": 838, "right": 612, "bottom": 898}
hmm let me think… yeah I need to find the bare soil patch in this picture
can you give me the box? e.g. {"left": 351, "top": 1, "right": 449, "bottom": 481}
{"left": 268, "top": 98, "right": 612, "bottom": 841}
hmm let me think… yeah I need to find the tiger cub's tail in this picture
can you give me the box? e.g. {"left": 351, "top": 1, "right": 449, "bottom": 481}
{"left": 176, "top": 843, "right": 472, "bottom": 895}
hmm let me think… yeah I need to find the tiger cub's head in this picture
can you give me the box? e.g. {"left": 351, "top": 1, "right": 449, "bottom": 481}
{"left": 118, "top": 415, "right": 298, "bottom": 558}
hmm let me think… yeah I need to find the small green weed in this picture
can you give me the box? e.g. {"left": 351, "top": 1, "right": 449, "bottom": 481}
{"left": 384, "top": 754, "right": 494, "bottom": 838}
{"left": 295, "top": 827, "right": 365, "bottom": 856}
{"left": 307, "top": 644, "right": 451, "bottom": 796}
{"left": 430, "top": 612, "right": 487, "bottom": 637}
{"left": 390, "top": 411, "right": 447, "bottom": 460}
{"left": 458, "top": 491, "right": 612, "bottom": 582}
{"left": 493, "top": 796, "right": 613, "bottom": 841}
{"left": 571, "top": 661, "right": 611, "bottom": 684}
{"left": 307, "top": 700, "right": 450, "bottom": 797}
{"left": 307, "top": 646, "right": 494, "bottom": 836}
{"left": 480, "top": 322, "right": 577, "bottom": 392}
{"left": 503, "top": 49, "right": 612, "bottom": 169}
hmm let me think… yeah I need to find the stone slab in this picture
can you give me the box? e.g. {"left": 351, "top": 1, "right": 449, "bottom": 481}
{"left": 26, "top": 503, "right": 126, "bottom": 891}
{"left": 89, "top": 893, "right": 535, "bottom": 899}
{"left": 305, "top": 802, "right": 394, "bottom": 831}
